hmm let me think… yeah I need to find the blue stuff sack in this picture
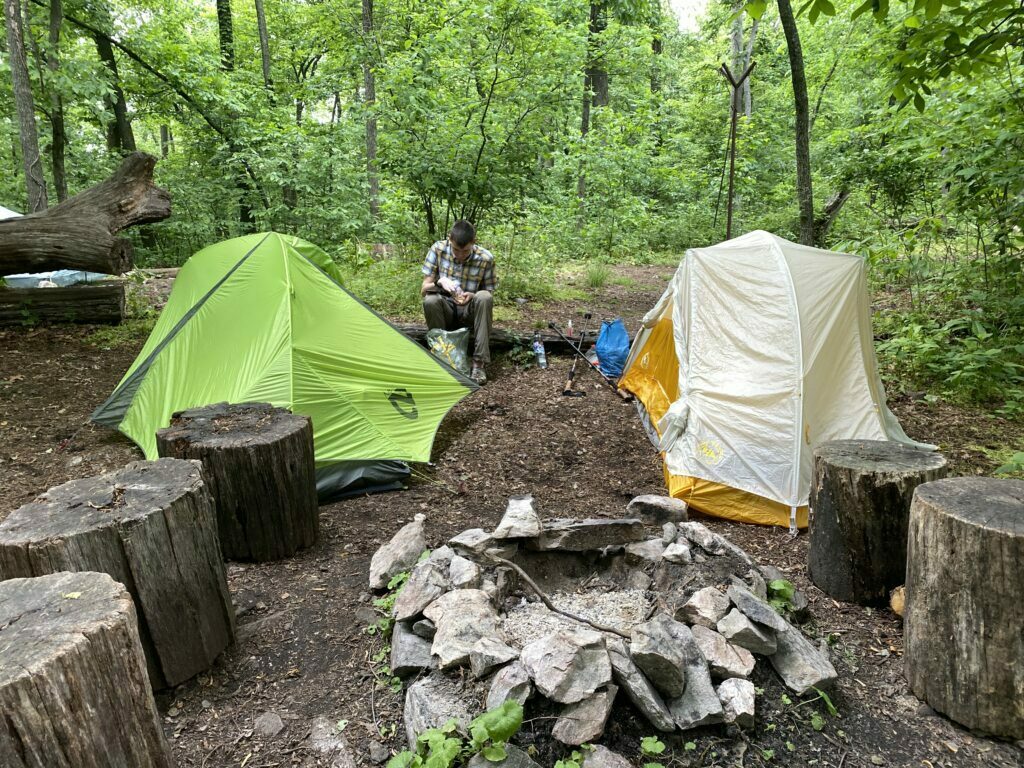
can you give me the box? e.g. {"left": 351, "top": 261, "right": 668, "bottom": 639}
{"left": 595, "top": 318, "right": 629, "bottom": 379}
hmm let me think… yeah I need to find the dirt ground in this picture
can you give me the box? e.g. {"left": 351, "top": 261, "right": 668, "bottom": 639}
{"left": 1, "top": 265, "right": 1022, "bottom": 768}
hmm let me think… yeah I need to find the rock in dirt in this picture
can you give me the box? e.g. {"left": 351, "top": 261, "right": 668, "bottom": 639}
{"left": 736, "top": 569, "right": 768, "bottom": 602}
{"left": 717, "top": 609, "right": 777, "bottom": 655}
{"left": 412, "top": 618, "right": 436, "bottom": 639}
{"left": 717, "top": 678, "right": 756, "bottom": 728}
{"left": 309, "top": 716, "right": 357, "bottom": 767}
{"left": 552, "top": 685, "right": 618, "bottom": 745}
{"left": 676, "top": 521, "right": 726, "bottom": 555}
{"left": 528, "top": 518, "right": 645, "bottom": 552}
{"left": 470, "top": 637, "right": 519, "bottom": 678}
{"left": 393, "top": 558, "right": 450, "bottom": 621}
{"left": 769, "top": 623, "right": 837, "bottom": 695}
{"left": 467, "top": 745, "right": 542, "bottom": 768}
{"left": 663, "top": 540, "right": 692, "bottom": 564}
{"left": 493, "top": 494, "right": 542, "bottom": 539}
{"left": 449, "top": 555, "right": 482, "bottom": 590}
{"left": 449, "top": 528, "right": 495, "bottom": 555}
{"left": 662, "top": 522, "right": 678, "bottom": 543}
{"left": 520, "top": 629, "right": 612, "bottom": 704}
{"left": 583, "top": 745, "right": 634, "bottom": 768}
{"left": 630, "top": 613, "right": 693, "bottom": 698}
{"left": 425, "top": 589, "right": 505, "bottom": 670}
{"left": 727, "top": 584, "right": 789, "bottom": 633}
{"left": 625, "top": 538, "right": 665, "bottom": 565}
{"left": 627, "top": 495, "right": 689, "bottom": 525}
{"left": 679, "top": 587, "right": 731, "bottom": 629}
{"left": 486, "top": 660, "right": 534, "bottom": 710}
{"left": 665, "top": 627, "right": 725, "bottom": 730}
{"left": 606, "top": 637, "right": 675, "bottom": 732}
{"left": 403, "top": 673, "right": 475, "bottom": 749}
{"left": 691, "top": 625, "right": 755, "bottom": 679}
{"left": 368, "top": 741, "right": 391, "bottom": 764}
{"left": 254, "top": 711, "right": 285, "bottom": 738}
{"left": 391, "top": 621, "right": 434, "bottom": 678}
{"left": 369, "top": 514, "right": 426, "bottom": 589}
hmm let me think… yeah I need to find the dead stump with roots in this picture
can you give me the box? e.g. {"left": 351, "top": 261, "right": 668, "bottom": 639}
{"left": 0, "top": 458, "right": 235, "bottom": 689}
{"left": 0, "top": 571, "right": 174, "bottom": 767}
{"left": 904, "top": 477, "right": 1024, "bottom": 740}
{"left": 808, "top": 440, "right": 947, "bottom": 605}
{"left": 156, "top": 401, "right": 319, "bottom": 562}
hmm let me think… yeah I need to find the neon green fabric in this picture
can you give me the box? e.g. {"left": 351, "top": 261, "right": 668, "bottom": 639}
{"left": 93, "top": 233, "right": 475, "bottom": 468}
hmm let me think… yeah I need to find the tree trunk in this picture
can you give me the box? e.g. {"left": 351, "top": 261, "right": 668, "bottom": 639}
{"left": 362, "top": 0, "right": 379, "bottom": 220}
{"left": 743, "top": 19, "right": 758, "bottom": 118}
{"left": 156, "top": 402, "right": 319, "bottom": 562}
{"left": 0, "top": 281, "right": 125, "bottom": 326}
{"left": 4, "top": 0, "right": 48, "bottom": 211}
{"left": 813, "top": 187, "right": 850, "bottom": 247}
{"left": 0, "top": 151, "right": 170, "bottom": 275}
{"left": 159, "top": 124, "right": 171, "bottom": 157}
{"left": 904, "top": 477, "right": 1024, "bottom": 740}
{"left": 254, "top": 0, "right": 272, "bottom": 91}
{"left": 0, "top": 458, "right": 236, "bottom": 690}
{"left": 47, "top": 0, "right": 67, "bottom": 201}
{"left": 808, "top": 440, "right": 947, "bottom": 605}
{"left": 216, "top": 0, "right": 234, "bottom": 70}
{"left": 777, "top": 0, "right": 814, "bottom": 245}
{"left": 0, "top": 571, "right": 174, "bottom": 768}
{"left": 94, "top": 31, "right": 137, "bottom": 153}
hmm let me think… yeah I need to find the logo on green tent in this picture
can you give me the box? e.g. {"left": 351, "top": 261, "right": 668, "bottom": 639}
{"left": 387, "top": 388, "right": 419, "bottom": 420}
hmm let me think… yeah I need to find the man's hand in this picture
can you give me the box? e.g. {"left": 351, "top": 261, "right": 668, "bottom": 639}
{"left": 454, "top": 292, "right": 473, "bottom": 306}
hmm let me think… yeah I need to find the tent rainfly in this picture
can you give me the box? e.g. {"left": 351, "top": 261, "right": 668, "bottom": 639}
{"left": 619, "top": 230, "right": 930, "bottom": 531}
{"left": 92, "top": 232, "right": 477, "bottom": 500}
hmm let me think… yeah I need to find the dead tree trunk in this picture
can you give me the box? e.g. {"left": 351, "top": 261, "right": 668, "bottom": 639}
{"left": 808, "top": 440, "right": 947, "bottom": 605}
{"left": 0, "top": 281, "right": 125, "bottom": 326}
{"left": 0, "top": 571, "right": 174, "bottom": 768}
{"left": 156, "top": 402, "right": 319, "bottom": 562}
{"left": 0, "top": 458, "right": 235, "bottom": 689}
{"left": 904, "top": 477, "right": 1024, "bottom": 740}
{"left": 0, "top": 151, "right": 170, "bottom": 275}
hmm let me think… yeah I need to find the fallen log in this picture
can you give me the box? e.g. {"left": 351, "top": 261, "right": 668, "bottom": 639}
{"left": 0, "top": 281, "right": 125, "bottom": 326}
{"left": 393, "top": 323, "right": 611, "bottom": 354}
{"left": 0, "top": 151, "right": 170, "bottom": 275}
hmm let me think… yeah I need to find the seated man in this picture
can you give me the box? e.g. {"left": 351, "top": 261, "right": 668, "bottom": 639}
{"left": 421, "top": 219, "right": 495, "bottom": 384}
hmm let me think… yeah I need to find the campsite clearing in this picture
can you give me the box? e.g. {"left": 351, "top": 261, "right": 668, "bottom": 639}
{"left": 0, "top": 265, "right": 1021, "bottom": 767}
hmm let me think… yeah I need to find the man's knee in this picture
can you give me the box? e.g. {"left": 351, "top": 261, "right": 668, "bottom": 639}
{"left": 423, "top": 294, "right": 446, "bottom": 311}
{"left": 474, "top": 290, "right": 493, "bottom": 307}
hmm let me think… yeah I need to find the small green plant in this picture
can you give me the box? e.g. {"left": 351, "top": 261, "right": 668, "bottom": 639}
{"left": 585, "top": 263, "right": 611, "bottom": 289}
{"left": 995, "top": 451, "right": 1024, "bottom": 477}
{"left": 767, "top": 579, "right": 797, "bottom": 614}
{"left": 367, "top": 569, "right": 412, "bottom": 636}
{"left": 387, "top": 700, "right": 524, "bottom": 768}
{"left": 554, "top": 745, "right": 594, "bottom": 768}
{"left": 761, "top": 748, "right": 775, "bottom": 761}
{"left": 640, "top": 735, "right": 666, "bottom": 768}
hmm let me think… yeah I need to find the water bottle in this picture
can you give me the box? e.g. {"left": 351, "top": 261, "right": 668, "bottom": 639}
{"left": 532, "top": 331, "right": 548, "bottom": 369}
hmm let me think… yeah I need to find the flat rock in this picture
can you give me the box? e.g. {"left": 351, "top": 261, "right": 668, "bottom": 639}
{"left": 717, "top": 609, "right": 777, "bottom": 655}
{"left": 309, "top": 715, "right": 357, "bottom": 767}
{"left": 627, "top": 495, "right": 689, "bottom": 524}
{"left": 606, "top": 637, "right": 675, "bottom": 732}
{"left": 665, "top": 626, "right": 725, "bottom": 730}
{"left": 449, "top": 555, "right": 482, "bottom": 590}
{"left": 493, "top": 495, "right": 542, "bottom": 539}
{"left": 769, "top": 624, "right": 838, "bottom": 695}
{"left": 467, "top": 745, "right": 542, "bottom": 768}
{"left": 520, "top": 629, "right": 612, "bottom": 704}
{"left": 679, "top": 587, "right": 731, "bottom": 629}
{"left": 412, "top": 619, "right": 436, "bottom": 639}
{"left": 403, "top": 673, "right": 474, "bottom": 749}
{"left": 393, "top": 558, "right": 450, "bottom": 621}
{"left": 630, "top": 613, "right": 692, "bottom": 698}
{"left": 583, "top": 745, "right": 634, "bottom": 768}
{"left": 691, "top": 625, "right": 755, "bottom": 679}
{"left": 368, "top": 741, "right": 390, "bottom": 764}
{"left": 717, "top": 678, "right": 756, "bottom": 728}
{"left": 727, "top": 584, "right": 789, "bottom": 633}
{"left": 552, "top": 685, "right": 618, "bottom": 745}
{"left": 486, "top": 660, "right": 534, "bottom": 710}
{"left": 449, "top": 528, "right": 495, "bottom": 555}
{"left": 662, "top": 540, "right": 692, "bottom": 564}
{"left": 676, "top": 521, "right": 726, "bottom": 555}
{"left": 470, "top": 637, "right": 519, "bottom": 678}
{"left": 528, "top": 518, "right": 645, "bottom": 552}
{"left": 624, "top": 538, "right": 665, "bottom": 565}
{"left": 424, "top": 589, "right": 504, "bottom": 670}
{"left": 391, "top": 621, "right": 434, "bottom": 678}
{"left": 255, "top": 711, "right": 285, "bottom": 737}
{"left": 369, "top": 514, "right": 426, "bottom": 589}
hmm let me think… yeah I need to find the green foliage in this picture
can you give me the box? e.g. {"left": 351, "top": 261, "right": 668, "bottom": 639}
{"left": 585, "top": 263, "right": 612, "bottom": 289}
{"left": 768, "top": 579, "right": 797, "bottom": 613}
{"left": 994, "top": 452, "right": 1024, "bottom": 477}
{"left": 386, "top": 700, "right": 524, "bottom": 768}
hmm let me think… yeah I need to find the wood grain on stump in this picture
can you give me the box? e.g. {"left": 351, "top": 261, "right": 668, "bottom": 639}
{"left": 156, "top": 402, "right": 318, "bottom": 562}
{"left": 0, "top": 458, "right": 235, "bottom": 689}
{"left": 0, "top": 571, "right": 173, "bottom": 767}
{"left": 808, "top": 440, "right": 947, "bottom": 605}
{"left": 0, "top": 282, "right": 126, "bottom": 327}
{"left": 904, "top": 477, "right": 1024, "bottom": 739}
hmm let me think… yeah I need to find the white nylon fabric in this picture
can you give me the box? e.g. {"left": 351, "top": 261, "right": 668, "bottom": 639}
{"left": 656, "top": 231, "right": 930, "bottom": 508}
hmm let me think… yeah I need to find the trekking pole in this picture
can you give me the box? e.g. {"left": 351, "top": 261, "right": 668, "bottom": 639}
{"left": 561, "top": 313, "right": 592, "bottom": 397}
{"left": 547, "top": 322, "right": 632, "bottom": 400}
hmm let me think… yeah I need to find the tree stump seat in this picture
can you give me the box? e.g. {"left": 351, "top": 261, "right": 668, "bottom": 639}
{"left": 156, "top": 401, "right": 318, "bottom": 562}
{"left": 905, "top": 477, "right": 1024, "bottom": 740}
{"left": 0, "top": 457, "right": 235, "bottom": 689}
{"left": 808, "top": 439, "right": 947, "bottom": 605}
{"left": 0, "top": 571, "right": 174, "bottom": 767}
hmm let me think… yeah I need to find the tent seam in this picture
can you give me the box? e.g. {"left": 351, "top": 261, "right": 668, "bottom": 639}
{"left": 771, "top": 236, "right": 805, "bottom": 509}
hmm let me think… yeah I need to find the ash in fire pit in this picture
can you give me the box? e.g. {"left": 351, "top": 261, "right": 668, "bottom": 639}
{"left": 369, "top": 494, "right": 837, "bottom": 762}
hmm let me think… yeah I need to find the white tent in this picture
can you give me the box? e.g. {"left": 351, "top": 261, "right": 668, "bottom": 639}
{"left": 0, "top": 205, "right": 22, "bottom": 220}
{"left": 620, "top": 230, "right": 931, "bottom": 530}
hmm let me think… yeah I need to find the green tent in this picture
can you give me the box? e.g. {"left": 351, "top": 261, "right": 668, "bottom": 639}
{"left": 93, "top": 232, "right": 477, "bottom": 499}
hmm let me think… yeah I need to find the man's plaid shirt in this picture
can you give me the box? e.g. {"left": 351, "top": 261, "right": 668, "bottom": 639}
{"left": 422, "top": 240, "right": 497, "bottom": 294}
